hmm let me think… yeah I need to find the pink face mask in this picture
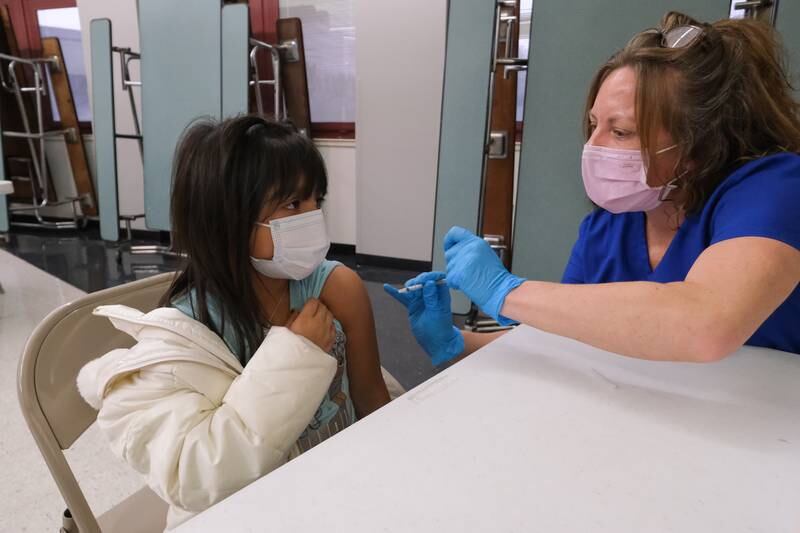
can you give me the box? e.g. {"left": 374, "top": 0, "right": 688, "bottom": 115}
{"left": 581, "top": 143, "right": 676, "bottom": 214}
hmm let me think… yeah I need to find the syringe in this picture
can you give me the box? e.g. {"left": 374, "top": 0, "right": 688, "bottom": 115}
{"left": 396, "top": 279, "right": 448, "bottom": 294}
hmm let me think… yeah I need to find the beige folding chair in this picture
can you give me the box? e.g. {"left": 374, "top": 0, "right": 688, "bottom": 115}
{"left": 18, "top": 270, "right": 406, "bottom": 532}
{"left": 18, "top": 272, "right": 175, "bottom": 533}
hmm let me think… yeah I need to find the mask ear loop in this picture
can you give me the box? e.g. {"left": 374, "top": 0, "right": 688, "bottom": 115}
{"left": 658, "top": 179, "right": 678, "bottom": 201}
{"left": 645, "top": 144, "right": 680, "bottom": 197}
{"left": 659, "top": 169, "right": 688, "bottom": 201}
{"left": 657, "top": 144, "right": 689, "bottom": 202}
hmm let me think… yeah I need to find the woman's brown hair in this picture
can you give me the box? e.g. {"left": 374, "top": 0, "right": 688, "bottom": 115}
{"left": 584, "top": 11, "right": 800, "bottom": 214}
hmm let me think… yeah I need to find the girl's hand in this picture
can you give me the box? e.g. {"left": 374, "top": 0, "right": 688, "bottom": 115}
{"left": 287, "top": 299, "right": 336, "bottom": 353}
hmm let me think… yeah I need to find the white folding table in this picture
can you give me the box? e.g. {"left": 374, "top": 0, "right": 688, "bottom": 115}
{"left": 175, "top": 325, "right": 800, "bottom": 532}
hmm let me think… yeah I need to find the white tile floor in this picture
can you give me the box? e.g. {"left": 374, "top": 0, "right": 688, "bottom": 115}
{"left": 0, "top": 250, "right": 143, "bottom": 532}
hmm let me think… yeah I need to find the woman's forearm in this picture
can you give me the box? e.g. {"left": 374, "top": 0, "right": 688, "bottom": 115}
{"left": 500, "top": 280, "right": 737, "bottom": 362}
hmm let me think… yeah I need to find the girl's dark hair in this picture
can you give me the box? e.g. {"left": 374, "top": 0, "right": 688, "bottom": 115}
{"left": 584, "top": 12, "right": 800, "bottom": 214}
{"left": 160, "top": 115, "right": 328, "bottom": 362}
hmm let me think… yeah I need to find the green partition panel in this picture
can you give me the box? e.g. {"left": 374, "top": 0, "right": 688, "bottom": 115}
{"left": 139, "top": 0, "right": 222, "bottom": 231}
{"left": 90, "top": 18, "right": 119, "bottom": 242}
{"left": 433, "top": 0, "right": 497, "bottom": 313}
{"left": 0, "top": 197, "right": 7, "bottom": 233}
{"left": 222, "top": 4, "right": 249, "bottom": 119}
{"left": 511, "top": 1, "right": 727, "bottom": 282}
{"left": 775, "top": 2, "right": 800, "bottom": 99}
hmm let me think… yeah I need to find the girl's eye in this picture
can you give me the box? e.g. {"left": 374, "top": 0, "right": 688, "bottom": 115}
{"left": 285, "top": 200, "right": 299, "bottom": 210}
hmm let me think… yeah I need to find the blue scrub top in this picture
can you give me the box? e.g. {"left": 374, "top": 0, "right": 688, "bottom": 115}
{"left": 562, "top": 152, "right": 800, "bottom": 355}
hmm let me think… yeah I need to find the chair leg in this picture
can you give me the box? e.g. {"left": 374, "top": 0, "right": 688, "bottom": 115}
{"left": 61, "top": 508, "right": 77, "bottom": 532}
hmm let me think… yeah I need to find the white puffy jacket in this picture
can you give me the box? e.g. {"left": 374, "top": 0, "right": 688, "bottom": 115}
{"left": 77, "top": 304, "right": 338, "bottom": 530}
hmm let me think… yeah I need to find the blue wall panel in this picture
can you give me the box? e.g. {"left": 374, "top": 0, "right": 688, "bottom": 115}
{"left": 433, "top": 0, "right": 497, "bottom": 313}
{"left": 222, "top": 4, "right": 249, "bottom": 119}
{"left": 775, "top": 1, "right": 800, "bottom": 99}
{"left": 90, "top": 18, "right": 119, "bottom": 242}
{"left": 139, "top": 0, "right": 222, "bottom": 231}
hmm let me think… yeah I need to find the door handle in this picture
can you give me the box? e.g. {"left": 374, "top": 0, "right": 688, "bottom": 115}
{"left": 497, "top": 57, "right": 527, "bottom": 79}
{"left": 734, "top": 0, "right": 772, "bottom": 9}
{"left": 503, "top": 63, "right": 527, "bottom": 79}
{"left": 732, "top": 0, "right": 777, "bottom": 23}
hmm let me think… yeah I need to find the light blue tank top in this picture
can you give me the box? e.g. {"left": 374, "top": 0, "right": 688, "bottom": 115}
{"left": 172, "top": 260, "right": 356, "bottom": 451}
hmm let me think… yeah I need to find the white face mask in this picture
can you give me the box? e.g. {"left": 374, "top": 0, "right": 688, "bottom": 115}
{"left": 250, "top": 209, "right": 330, "bottom": 280}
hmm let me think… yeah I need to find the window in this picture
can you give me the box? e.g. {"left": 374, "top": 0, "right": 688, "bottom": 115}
{"left": 0, "top": 0, "right": 91, "bottom": 130}
{"left": 279, "top": 1, "right": 355, "bottom": 125}
{"left": 250, "top": 0, "right": 355, "bottom": 138}
{"left": 37, "top": 7, "right": 91, "bottom": 122}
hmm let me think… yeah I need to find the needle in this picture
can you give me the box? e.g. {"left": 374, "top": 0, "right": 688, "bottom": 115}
{"left": 397, "top": 279, "right": 447, "bottom": 293}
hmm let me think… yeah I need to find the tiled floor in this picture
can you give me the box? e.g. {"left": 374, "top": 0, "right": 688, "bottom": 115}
{"left": 0, "top": 227, "right": 442, "bottom": 531}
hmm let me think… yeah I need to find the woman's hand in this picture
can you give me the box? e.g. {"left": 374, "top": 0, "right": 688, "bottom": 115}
{"left": 383, "top": 271, "right": 464, "bottom": 366}
{"left": 287, "top": 299, "right": 336, "bottom": 353}
{"left": 444, "top": 226, "right": 525, "bottom": 324}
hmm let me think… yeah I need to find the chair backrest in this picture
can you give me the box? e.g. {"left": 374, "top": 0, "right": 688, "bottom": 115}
{"left": 18, "top": 272, "right": 175, "bottom": 533}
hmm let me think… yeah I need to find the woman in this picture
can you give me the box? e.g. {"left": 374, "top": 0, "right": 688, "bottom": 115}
{"left": 386, "top": 12, "right": 800, "bottom": 363}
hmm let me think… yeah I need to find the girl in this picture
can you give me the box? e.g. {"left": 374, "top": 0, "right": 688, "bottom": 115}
{"left": 78, "top": 116, "right": 391, "bottom": 529}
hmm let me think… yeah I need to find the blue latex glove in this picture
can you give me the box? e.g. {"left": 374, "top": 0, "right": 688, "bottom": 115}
{"left": 383, "top": 271, "right": 465, "bottom": 366}
{"left": 444, "top": 226, "right": 525, "bottom": 325}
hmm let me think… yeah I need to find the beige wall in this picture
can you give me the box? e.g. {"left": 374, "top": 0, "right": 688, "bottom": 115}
{"left": 354, "top": 0, "right": 447, "bottom": 261}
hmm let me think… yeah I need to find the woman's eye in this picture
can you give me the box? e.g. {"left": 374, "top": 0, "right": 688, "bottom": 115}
{"left": 613, "top": 129, "right": 630, "bottom": 139}
{"left": 285, "top": 200, "right": 299, "bottom": 210}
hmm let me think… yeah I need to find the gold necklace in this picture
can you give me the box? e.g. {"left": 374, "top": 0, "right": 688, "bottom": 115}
{"left": 256, "top": 276, "right": 289, "bottom": 325}
{"left": 267, "top": 288, "right": 287, "bottom": 324}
